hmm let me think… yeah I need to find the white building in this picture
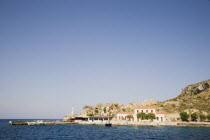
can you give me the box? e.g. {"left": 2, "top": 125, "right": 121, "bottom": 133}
{"left": 88, "top": 116, "right": 111, "bottom": 123}
{"left": 117, "top": 112, "right": 134, "bottom": 121}
{"left": 117, "top": 106, "right": 166, "bottom": 122}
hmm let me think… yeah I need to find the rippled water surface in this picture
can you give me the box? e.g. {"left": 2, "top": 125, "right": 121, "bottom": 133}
{"left": 0, "top": 119, "right": 210, "bottom": 140}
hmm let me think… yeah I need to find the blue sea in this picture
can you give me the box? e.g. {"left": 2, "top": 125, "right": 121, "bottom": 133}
{"left": 0, "top": 119, "right": 210, "bottom": 140}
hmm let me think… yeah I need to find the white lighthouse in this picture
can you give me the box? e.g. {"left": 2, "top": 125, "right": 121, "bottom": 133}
{"left": 71, "top": 105, "right": 74, "bottom": 115}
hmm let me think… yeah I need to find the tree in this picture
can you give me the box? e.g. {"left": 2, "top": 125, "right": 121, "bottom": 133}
{"left": 200, "top": 114, "right": 206, "bottom": 122}
{"left": 191, "top": 113, "right": 198, "bottom": 122}
{"left": 207, "top": 114, "right": 210, "bottom": 121}
{"left": 146, "top": 113, "right": 156, "bottom": 121}
{"left": 126, "top": 115, "right": 133, "bottom": 121}
{"left": 137, "top": 112, "right": 146, "bottom": 121}
{"left": 180, "top": 112, "right": 189, "bottom": 122}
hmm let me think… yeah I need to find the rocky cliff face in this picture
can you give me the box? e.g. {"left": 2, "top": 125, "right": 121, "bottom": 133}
{"left": 179, "top": 79, "right": 210, "bottom": 97}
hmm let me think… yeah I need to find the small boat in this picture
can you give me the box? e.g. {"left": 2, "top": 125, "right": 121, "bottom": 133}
{"left": 105, "top": 123, "right": 112, "bottom": 127}
{"left": 27, "top": 120, "right": 45, "bottom": 126}
{"left": 105, "top": 119, "right": 112, "bottom": 127}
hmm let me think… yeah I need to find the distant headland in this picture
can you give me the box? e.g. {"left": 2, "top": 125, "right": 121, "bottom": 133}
{"left": 64, "top": 79, "right": 210, "bottom": 127}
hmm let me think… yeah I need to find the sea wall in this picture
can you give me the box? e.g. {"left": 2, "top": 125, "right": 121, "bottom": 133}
{"left": 111, "top": 120, "right": 177, "bottom": 126}
{"left": 9, "top": 121, "right": 78, "bottom": 125}
{"left": 79, "top": 120, "right": 210, "bottom": 127}
{"left": 79, "top": 120, "right": 177, "bottom": 126}
{"left": 177, "top": 122, "right": 210, "bottom": 127}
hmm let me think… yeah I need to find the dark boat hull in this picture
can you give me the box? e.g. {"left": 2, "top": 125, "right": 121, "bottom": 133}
{"left": 105, "top": 123, "right": 112, "bottom": 127}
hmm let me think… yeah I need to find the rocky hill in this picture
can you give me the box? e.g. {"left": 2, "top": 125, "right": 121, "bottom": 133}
{"left": 156, "top": 79, "right": 210, "bottom": 115}
{"left": 179, "top": 79, "right": 210, "bottom": 98}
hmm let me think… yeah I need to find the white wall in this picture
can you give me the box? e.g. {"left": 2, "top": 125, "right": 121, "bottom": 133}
{"left": 117, "top": 114, "right": 134, "bottom": 121}
{"left": 156, "top": 114, "right": 165, "bottom": 122}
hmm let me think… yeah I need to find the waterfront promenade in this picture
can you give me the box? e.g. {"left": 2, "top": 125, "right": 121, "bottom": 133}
{"left": 79, "top": 120, "right": 210, "bottom": 127}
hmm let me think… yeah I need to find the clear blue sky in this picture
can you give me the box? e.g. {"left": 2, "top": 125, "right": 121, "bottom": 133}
{"left": 0, "top": 0, "right": 210, "bottom": 119}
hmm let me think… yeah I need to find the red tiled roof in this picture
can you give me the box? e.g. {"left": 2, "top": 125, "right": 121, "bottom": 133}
{"left": 156, "top": 111, "right": 166, "bottom": 114}
{"left": 135, "top": 106, "right": 156, "bottom": 109}
{"left": 117, "top": 112, "right": 134, "bottom": 114}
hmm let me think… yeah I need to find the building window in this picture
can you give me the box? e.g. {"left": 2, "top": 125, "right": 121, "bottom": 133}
{"left": 137, "top": 110, "right": 139, "bottom": 113}
{"left": 151, "top": 110, "right": 153, "bottom": 113}
{"left": 157, "top": 117, "right": 159, "bottom": 120}
{"left": 146, "top": 110, "right": 148, "bottom": 113}
{"left": 141, "top": 110, "right": 143, "bottom": 112}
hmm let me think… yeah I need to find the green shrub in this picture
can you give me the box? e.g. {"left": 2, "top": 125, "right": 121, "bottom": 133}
{"left": 180, "top": 112, "right": 189, "bottom": 121}
{"left": 191, "top": 113, "right": 198, "bottom": 121}
{"left": 103, "top": 107, "right": 106, "bottom": 113}
{"left": 200, "top": 114, "right": 206, "bottom": 121}
{"left": 160, "top": 105, "right": 164, "bottom": 107}
{"left": 207, "top": 114, "right": 210, "bottom": 121}
{"left": 87, "top": 113, "right": 94, "bottom": 116}
{"left": 94, "top": 110, "right": 99, "bottom": 115}
{"left": 114, "top": 104, "right": 118, "bottom": 107}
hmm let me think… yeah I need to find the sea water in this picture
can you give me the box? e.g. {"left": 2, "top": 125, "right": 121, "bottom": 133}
{"left": 0, "top": 119, "right": 210, "bottom": 140}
